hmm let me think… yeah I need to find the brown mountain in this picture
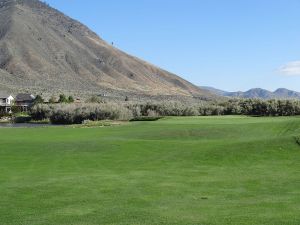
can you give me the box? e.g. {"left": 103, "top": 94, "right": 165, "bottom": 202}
{"left": 0, "top": 0, "right": 212, "bottom": 99}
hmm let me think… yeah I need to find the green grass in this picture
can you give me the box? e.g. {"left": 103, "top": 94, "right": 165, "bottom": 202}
{"left": 1, "top": 116, "right": 300, "bottom": 225}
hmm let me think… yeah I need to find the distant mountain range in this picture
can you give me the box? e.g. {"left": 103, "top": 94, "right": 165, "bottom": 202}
{"left": 200, "top": 87, "right": 300, "bottom": 100}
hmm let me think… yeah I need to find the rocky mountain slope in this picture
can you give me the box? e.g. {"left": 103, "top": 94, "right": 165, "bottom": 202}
{"left": 201, "top": 86, "right": 300, "bottom": 100}
{"left": 0, "top": 0, "right": 213, "bottom": 99}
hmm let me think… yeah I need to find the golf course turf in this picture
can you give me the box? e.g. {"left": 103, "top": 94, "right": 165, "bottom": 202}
{"left": 0, "top": 116, "right": 300, "bottom": 225}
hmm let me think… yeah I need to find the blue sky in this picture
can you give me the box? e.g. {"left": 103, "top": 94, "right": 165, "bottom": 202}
{"left": 45, "top": 0, "right": 300, "bottom": 92}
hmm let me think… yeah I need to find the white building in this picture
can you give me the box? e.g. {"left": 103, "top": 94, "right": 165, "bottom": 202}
{"left": 0, "top": 94, "right": 14, "bottom": 113}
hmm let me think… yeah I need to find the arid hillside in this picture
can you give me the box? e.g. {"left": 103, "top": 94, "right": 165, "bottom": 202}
{"left": 0, "top": 0, "right": 213, "bottom": 99}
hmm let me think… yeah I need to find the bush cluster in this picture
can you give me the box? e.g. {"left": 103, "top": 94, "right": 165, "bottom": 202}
{"left": 219, "top": 99, "right": 300, "bottom": 116}
{"left": 29, "top": 99, "right": 300, "bottom": 125}
{"left": 30, "top": 103, "right": 133, "bottom": 124}
{"left": 0, "top": 110, "right": 9, "bottom": 117}
{"left": 130, "top": 99, "right": 300, "bottom": 117}
{"left": 14, "top": 116, "right": 32, "bottom": 123}
{"left": 128, "top": 102, "right": 202, "bottom": 117}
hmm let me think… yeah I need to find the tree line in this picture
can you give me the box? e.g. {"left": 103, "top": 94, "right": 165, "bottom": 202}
{"left": 27, "top": 98, "right": 300, "bottom": 124}
{"left": 34, "top": 94, "right": 75, "bottom": 104}
{"left": 218, "top": 99, "right": 300, "bottom": 116}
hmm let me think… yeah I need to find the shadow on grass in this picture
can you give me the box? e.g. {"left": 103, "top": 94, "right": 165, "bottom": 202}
{"left": 130, "top": 117, "right": 163, "bottom": 122}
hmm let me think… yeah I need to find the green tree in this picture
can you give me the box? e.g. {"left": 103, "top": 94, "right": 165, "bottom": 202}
{"left": 58, "top": 94, "right": 68, "bottom": 103}
{"left": 34, "top": 95, "right": 44, "bottom": 105}
{"left": 68, "top": 96, "right": 74, "bottom": 103}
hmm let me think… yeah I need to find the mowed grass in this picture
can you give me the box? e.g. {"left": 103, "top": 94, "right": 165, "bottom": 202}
{"left": 1, "top": 116, "right": 300, "bottom": 225}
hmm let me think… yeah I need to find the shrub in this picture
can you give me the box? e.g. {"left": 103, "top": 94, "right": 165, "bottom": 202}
{"left": 14, "top": 116, "right": 32, "bottom": 123}
{"left": 46, "top": 103, "right": 133, "bottom": 124}
{"left": 58, "top": 94, "right": 68, "bottom": 103}
{"left": 33, "top": 95, "right": 44, "bottom": 105}
{"left": 68, "top": 96, "right": 75, "bottom": 103}
{"left": 0, "top": 109, "right": 10, "bottom": 117}
{"left": 30, "top": 104, "right": 52, "bottom": 120}
{"left": 49, "top": 96, "right": 57, "bottom": 104}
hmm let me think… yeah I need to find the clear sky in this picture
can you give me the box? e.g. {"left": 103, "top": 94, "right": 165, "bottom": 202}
{"left": 44, "top": 0, "right": 300, "bottom": 92}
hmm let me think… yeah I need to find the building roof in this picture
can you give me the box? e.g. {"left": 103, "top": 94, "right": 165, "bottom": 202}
{"left": 16, "top": 93, "right": 35, "bottom": 102}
